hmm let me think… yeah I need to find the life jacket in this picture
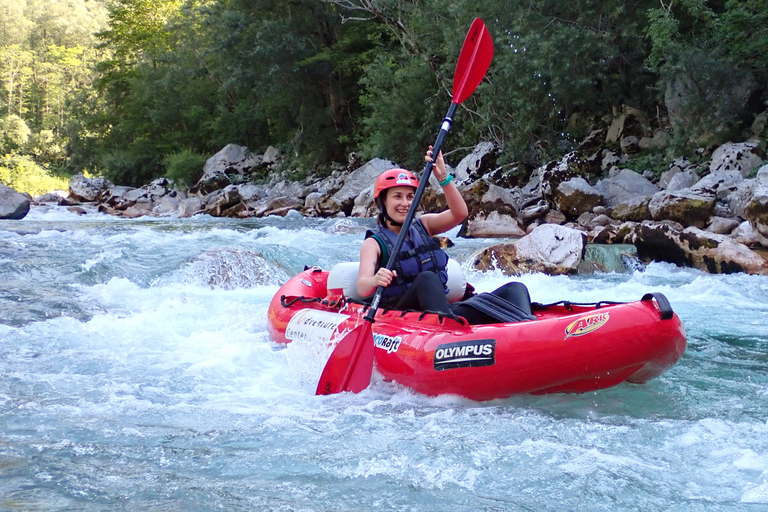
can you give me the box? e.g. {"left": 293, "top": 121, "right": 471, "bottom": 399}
{"left": 365, "top": 220, "right": 449, "bottom": 301}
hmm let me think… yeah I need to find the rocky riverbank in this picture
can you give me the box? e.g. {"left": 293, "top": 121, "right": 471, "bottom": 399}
{"left": 5, "top": 125, "right": 768, "bottom": 276}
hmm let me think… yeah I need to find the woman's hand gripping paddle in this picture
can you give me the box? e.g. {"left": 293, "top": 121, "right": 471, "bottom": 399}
{"left": 316, "top": 18, "right": 494, "bottom": 395}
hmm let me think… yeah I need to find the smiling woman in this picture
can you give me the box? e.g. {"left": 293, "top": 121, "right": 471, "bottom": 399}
{"left": 356, "top": 148, "right": 467, "bottom": 313}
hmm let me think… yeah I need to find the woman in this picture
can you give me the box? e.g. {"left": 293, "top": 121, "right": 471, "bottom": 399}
{"left": 356, "top": 147, "right": 466, "bottom": 313}
{"left": 357, "top": 148, "right": 535, "bottom": 324}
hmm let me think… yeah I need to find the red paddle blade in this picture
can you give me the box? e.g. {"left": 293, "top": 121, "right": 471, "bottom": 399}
{"left": 452, "top": 18, "right": 494, "bottom": 104}
{"left": 315, "top": 322, "right": 375, "bottom": 395}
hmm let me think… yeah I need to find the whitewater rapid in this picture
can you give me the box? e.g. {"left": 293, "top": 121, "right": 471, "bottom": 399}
{"left": 1, "top": 206, "right": 767, "bottom": 511}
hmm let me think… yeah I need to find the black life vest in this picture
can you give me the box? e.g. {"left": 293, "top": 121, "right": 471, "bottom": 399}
{"left": 365, "top": 220, "right": 449, "bottom": 301}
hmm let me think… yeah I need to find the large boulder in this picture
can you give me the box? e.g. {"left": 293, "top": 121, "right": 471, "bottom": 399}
{"left": 473, "top": 224, "right": 586, "bottom": 275}
{"left": 691, "top": 170, "right": 744, "bottom": 197}
{"left": 451, "top": 141, "right": 497, "bottom": 184}
{"left": 709, "top": 141, "right": 766, "bottom": 177}
{"left": 553, "top": 177, "right": 603, "bottom": 217}
{"left": 665, "top": 170, "right": 699, "bottom": 192}
{"left": 540, "top": 151, "right": 599, "bottom": 201}
{"left": 595, "top": 169, "right": 659, "bottom": 208}
{"left": 463, "top": 210, "right": 526, "bottom": 238}
{"left": 193, "top": 144, "right": 260, "bottom": 195}
{"left": 0, "top": 184, "right": 31, "bottom": 219}
{"left": 648, "top": 188, "right": 716, "bottom": 228}
{"left": 69, "top": 174, "right": 113, "bottom": 202}
{"left": 627, "top": 222, "right": 768, "bottom": 275}
{"left": 609, "top": 195, "right": 652, "bottom": 222}
{"left": 322, "top": 158, "right": 397, "bottom": 216}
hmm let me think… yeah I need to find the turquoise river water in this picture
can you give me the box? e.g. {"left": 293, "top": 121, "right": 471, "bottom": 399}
{"left": 1, "top": 206, "right": 767, "bottom": 511}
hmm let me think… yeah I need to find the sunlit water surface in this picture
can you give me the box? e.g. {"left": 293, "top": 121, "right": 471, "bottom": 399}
{"left": 1, "top": 206, "right": 767, "bottom": 511}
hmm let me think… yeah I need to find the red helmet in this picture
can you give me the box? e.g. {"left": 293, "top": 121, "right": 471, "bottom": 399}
{"left": 373, "top": 169, "right": 419, "bottom": 199}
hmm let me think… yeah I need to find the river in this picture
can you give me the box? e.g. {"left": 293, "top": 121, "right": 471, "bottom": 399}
{"left": 1, "top": 206, "right": 767, "bottom": 511}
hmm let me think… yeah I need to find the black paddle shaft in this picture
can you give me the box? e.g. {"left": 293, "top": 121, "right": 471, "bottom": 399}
{"left": 364, "top": 102, "right": 459, "bottom": 322}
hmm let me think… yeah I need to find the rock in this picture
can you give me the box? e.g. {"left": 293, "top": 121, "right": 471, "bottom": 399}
{"left": 178, "top": 197, "right": 205, "bottom": 217}
{"left": 620, "top": 135, "right": 640, "bottom": 153}
{"left": 478, "top": 182, "right": 523, "bottom": 214}
{"left": 69, "top": 174, "right": 113, "bottom": 202}
{"left": 540, "top": 151, "right": 599, "bottom": 201}
{"left": 182, "top": 249, "right": 290, "bottom": 289}
{"left": 628, "top": 222, "right": 768, "bottom": 275}
{"left": 553, "top": 177, "right": 603, "bottom": 217}
{"left": 452, "top": 141, "right": 497, "bottom": 184}
{"left": 648, "top": 188, "right": 716, "bottom": 228}
{"left": 731, "top": 220, "right": 759, "bottom": 246}
{"left": 667, "top": 170, "right": 700, "bottom": 192}
{"left": 595, "top": 169, "right": 659, "bottom": 208}
{"left": 543, "top": 209, "right": 567, "bottom": 225}
{"left": 609, "top": 195, "right": 651, "bottom": 222}
{"left": 709, "top": 141, "right": 766, "bottom": 177}
{"left": 303, "top": 191, "right": 325, "bottom": 216}
{"left": 203, "top": 185, "right": 243, "bottom": 216}
{"left": 262, "top": 146, "right": 280, "bottom": 166}
{"left": 152, "top": 195, "right": 181, "bottom": 216}
{"left": 520, "top": 201, "right": 550, "bottom": 223}
{"left": 706, "top": 216, "right": 740, "bottom": 235}
{"left": 463, "top": 210, "right": 526, "bottom": 238}
{"left": 744, "top": 178, "right": 768, "bottom": 247}
{"left": 658, "top": 168, "right": 681, "bottom": 190}
{"left": 691, "top": 170, "right": 743, "bottom": 198}
{"left": 350, "top": 187, "right": 375, "bottom": 217}
{"left": 34, "top": 190, "right": 68, "bottom": 203}
{"left": 193, "top": 144, "right": 260, "bottom": 194}
{"left": 0, "top": 184, "right": 31, "bottom": 219}
{"left": 327, "top": 158, "right": 397, "bottom": 216}
{"left": 601, "top": 151, "right": 622, "bottom": 172}
{"left": 237, "top": 183, "right": 263, "bottom": 202}
{"left": 122, "top": 202, "right": 154, "bottom": 218}
{"left": 473, "top": 224, "right": 586, "bottom": 275}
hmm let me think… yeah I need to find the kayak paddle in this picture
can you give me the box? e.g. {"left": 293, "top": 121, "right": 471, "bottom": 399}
{"left": 316, "top": 18, "right": 494, "bottom": 395}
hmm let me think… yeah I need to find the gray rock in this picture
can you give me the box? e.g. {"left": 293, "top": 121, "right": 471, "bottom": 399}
{"left": 554, "top": 177, "right": 603, "bottom": 217}
{"left": 452, "top": 141, "right": 496, "bottom": 184}
{"left": 594, "top": 169, "right": 659, "bottom": 207}
{"left": 473, "top": 224, "right": 586, "bottom": 275}
{"left": 648, "top": 189, "right": 716, "bottom": 228}
{"left": 464, "top": 210, "right": 526, "bottom": 238}
{"left": 706, "top": 216, "right": 740, "bottom": 235}
{"left": 709, "top": 141, "right": 766, "bottom": 177}
{"left": 69, "top": 174, "right": 113, "bottom": 202}
{"left": 328, "top": 158, "right": 397, "bottom": 214}
{"left": 666, "top": 170, "right": 700, "bottom": 192}
{"left": 0, "top": 184, "right": 31, "bottom": 219}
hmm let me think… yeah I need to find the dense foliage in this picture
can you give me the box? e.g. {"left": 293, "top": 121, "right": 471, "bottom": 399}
{"left": 1, "top": 0, "right": 766, "bottom": 191}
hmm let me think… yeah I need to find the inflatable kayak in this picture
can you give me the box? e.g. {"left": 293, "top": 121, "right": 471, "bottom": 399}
{"left": 268, "top": 263, "right": 686, "bottom": 400}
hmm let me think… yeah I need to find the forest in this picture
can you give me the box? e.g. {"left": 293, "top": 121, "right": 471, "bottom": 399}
{"left": 1, "top": 0, "right": 766, "bottom": 194}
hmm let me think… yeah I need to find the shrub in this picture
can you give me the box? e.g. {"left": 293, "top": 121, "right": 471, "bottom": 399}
{"left": 162, "top": 149, "right": 207, "bottom": 189}
{"left": 0, "top": 154, "right": 69, "bottom": 196}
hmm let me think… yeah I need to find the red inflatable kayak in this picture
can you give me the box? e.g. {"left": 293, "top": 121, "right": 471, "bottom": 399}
{"left": 268, "top": 266, "right": 686, "bottom": 400}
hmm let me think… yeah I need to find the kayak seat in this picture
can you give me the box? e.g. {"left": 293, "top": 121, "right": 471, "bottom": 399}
{"left": 326, "top": 259, "right": 467, "bottom": 303}
{"left": 452, "top": 282, "right": 536, "bottom": 324}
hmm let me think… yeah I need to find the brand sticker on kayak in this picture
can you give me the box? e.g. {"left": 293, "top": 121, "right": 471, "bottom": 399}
{"left": 373, "top": 333, "right": 402, "bottom": 354}
{"left": 564, "top": 312, "right": 610, "bottom": 339}
{"left": 434, "top": 339, "right": 496, "bottom": 371}
{"left": 285, "top": 309, "right": 350, "bottom": 343}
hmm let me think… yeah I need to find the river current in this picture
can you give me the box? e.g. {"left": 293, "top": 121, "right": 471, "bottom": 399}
{"left": 1, "top": 206, "right": 767, "bottom": 511}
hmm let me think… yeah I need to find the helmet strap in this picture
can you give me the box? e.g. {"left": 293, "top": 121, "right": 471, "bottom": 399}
{"left": 376, "top": 195, "right": 403, "bottom": 228}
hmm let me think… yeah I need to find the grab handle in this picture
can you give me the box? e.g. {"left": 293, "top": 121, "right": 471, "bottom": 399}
{"left": 641, "top": 293, "right": 674, "bottom": 320}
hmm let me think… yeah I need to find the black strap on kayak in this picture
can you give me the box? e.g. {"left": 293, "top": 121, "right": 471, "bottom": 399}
{"left": 641, "top": 292, "right": 674, "bottom": 320}
{"left": 280, "top": 295, "right": 323, "bottom": 307}
{"left": 460, "top": 293, "right": 537, "bottom": 323}
{"left": 532, "top": 300, "right": 623, "bottom": 311}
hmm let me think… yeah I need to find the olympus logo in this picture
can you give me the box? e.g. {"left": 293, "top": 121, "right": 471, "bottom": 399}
{"left": 434, "top": 339, "right": 496, "bottom": 371}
